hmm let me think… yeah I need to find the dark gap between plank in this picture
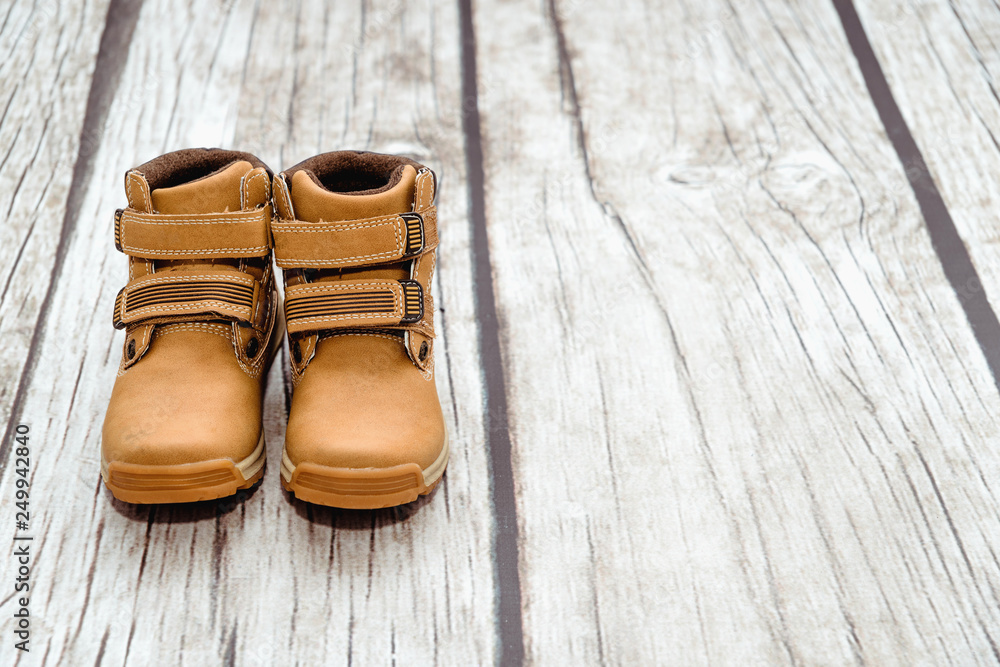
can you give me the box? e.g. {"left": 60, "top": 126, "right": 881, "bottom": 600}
{"left": 833, "top": 0, "right": 1000, "bottom": 393}
{"left": 457, "top": 0, "right": 526, "bottom": 664}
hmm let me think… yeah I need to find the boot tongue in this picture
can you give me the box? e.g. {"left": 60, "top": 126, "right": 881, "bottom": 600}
{"left": 289, "top": 166, "right": 417, "bottom": 281}
{"left": 289, "top": 165, "right": 417, "bottom": 222}
{"left": 149, "top": 160, "right": 253, "bottom": 272}
{"left": 151, "top": 160, "right": 253, "bottom": 214}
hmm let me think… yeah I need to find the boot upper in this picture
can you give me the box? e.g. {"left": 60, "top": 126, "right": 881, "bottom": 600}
{"left": 102, "top": 149, "right": 278, "bottom": 467}
{"left": 273, "top": 151, "right": 445, "bottom": 470}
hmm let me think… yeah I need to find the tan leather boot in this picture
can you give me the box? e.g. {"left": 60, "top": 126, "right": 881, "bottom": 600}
{"left": 101, "top": 149, "right": 280, "bottom": 503}
{"left": 272, "top": 151, "right": 447, "bottom": 509}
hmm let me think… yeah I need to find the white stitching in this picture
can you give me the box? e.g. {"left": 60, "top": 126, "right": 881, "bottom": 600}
{"left": 122, "top": 246, "right": 270, "bottom": 255}
{"left": 321, "top": 332, "right": 404, "bottom": 343}
{"left": 124, "top": 220, "right": 266, "bottom": 226}
{"left": 298, "top": 334, "right": 318, "bottom": 373}
{"left": 232, "top": 323, "right": 259, "bottom": 378}
{"left": 284, "top": 282, "right": 402, "bottom": 321}
{"left": 139, "top": 323, "right": 152, "bottom": 351}
{"left": 272, "top": 208, "right": 432, "bottom": 231}
{"left": 274, "top": 215, "right": 404, "bottom": 229}
{"left": 273, "top": 219, "right": 403, "bottom": 262}
{"left": 121, "top": 322, "right": 154, "bottom": 371}
{"left": 125, "top": 273, "right": 255, "bottom": 287}
{"left": 417, "top": 171, "right": 432, "bottom": 209}
{"left": 270, "top": 208, "right": 435, "bottom": 264}
{"left": 244, "top": 169, "right": 268, "bottom": 205}
{"left": 276, "top": 257, "right": 398, "bottom": 266}
{"left": 424, "top": 254, "right": 437, "bottom": 327}
{"left": 276, "top": 174, "right": 293, "bottom": 218}
{"left": 121, "top": 213, "right": 265, "bottom": 224}
{"left": 158, "top": 322, "right": 230, "bottom": 333}
{"left": 156, "top": 324, "right": 232, "bottom": 341}
{"left": 285, "top": 281, "right": 399, "bottom": 293}
{"left": 127, "top": 172, "right": 152, "bottom": 211}
{"left": 122, "top": 301, "right": 253, "bottom": 318}
{"left": 287, "top": 313, "right": 399, "bottom": 324}
{"left": 420, "top": 355, "right": 434, "bottom": 380}
{"left": 121, "top": 274, "right": 256, "bottom": 320}
{"left": 236, "top": 281, "right": 277, "bottom": 377}
{"left": 140, "top": 177, "right": 151, "bottom": 209}
{"left": 126, "top": 173, "right": 144, "bottom": 209}
{"left": 251, "top": 275, "right": 263, "bottom": 326}
{"left": 120, "top": 210, "right": 270, "bottom": 256}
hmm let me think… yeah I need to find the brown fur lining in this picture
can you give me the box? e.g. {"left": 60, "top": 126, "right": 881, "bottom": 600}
{"left": 282, "top": 151, "right": 426, "bottom": 195}
{"left": 131, "top": 148, "right": 271, "bottom": 190}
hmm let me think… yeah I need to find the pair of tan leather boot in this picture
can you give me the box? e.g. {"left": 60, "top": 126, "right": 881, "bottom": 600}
{"left": 101, "top": 148, "right": 447, "bottom": 509}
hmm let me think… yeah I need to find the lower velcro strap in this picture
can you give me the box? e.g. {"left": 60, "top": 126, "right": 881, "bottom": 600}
{"left": 113, "top": 271, "right": 259, "bottom": 329}
{"left": 284, "top": 279, "right": 423, "bottom": 334}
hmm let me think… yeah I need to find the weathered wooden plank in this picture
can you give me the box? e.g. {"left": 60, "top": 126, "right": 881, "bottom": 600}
{"left": 456, "top": 0, "right": 525, "bottom": 662}
{"left": 0, "top": 1, "right": 495, "bottom": 665}
{"left": 472, "top": 0, "right": 1000, "bottom": 663}
{"left": 221, "top": 1, "right": 497, "bottom": 664}
{"left": 0, "top": 0, "right": 112, "bottom": 436}
{"left": 853, "top": 0, "right": 1000, "bottom": 366}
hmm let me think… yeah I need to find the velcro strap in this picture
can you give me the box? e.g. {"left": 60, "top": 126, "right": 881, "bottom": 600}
{"left": 284, "top": 279, "right": 423, "bottom": 334}
{"left": 113, "top": 271, "right": 260, "bottom": 329}
{"left": 114, "top": 206, "right": 272, "bottom": 259}
{"left": 272, "top": 207, "right": 437, "bottom": 269}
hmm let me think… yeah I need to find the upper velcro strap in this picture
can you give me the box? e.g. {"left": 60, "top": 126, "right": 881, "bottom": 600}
{"left": 113, "top": 271, "right": 260, "bottom": 329}
{"left": 284, "top": 279, "right": 423, "bottom": 334}
{"left": 272, "top": 206, "right": 438, "bottom": 269}
{"left": 114, "top": 206, "right": 272, "bottom": 259}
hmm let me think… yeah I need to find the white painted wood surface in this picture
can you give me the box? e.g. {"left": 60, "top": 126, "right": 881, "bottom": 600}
{"left": 2, "top": 0, "right": 1000, "bottom": 665}
{"left": 473, "top": 0, "right": 1000, "bottom": 664}
{"left": 0, "top": 0, "right": 111, "bottom": 429}
{"left": 0, "top": 1, "right": 494, "bottom": 665}
{"left": 854, "top": 0, "right": 1000, "bottom": 336}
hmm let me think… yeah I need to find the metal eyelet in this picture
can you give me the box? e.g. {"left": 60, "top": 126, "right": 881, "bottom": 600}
{"left": 418, "top": 341, "right": 429, "bottom": 361}
{"left": 291, "top": 341, "right": 302, "bottom": 363}
{"left": 245, "top": 337, "right": 260, "bottom": 358}
{"left": 126, "top": 338, "right": 136, "bottom": 360}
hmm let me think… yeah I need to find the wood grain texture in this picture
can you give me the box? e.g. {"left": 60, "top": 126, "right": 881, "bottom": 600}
{"left": 0, "top": 1, "right": 495, "bottom": 665}
{"left": 471, "top": 0, "right": 1000, "bottom": 663}
{"left": 0, "top": 0, "right": 111, "bottom": 435}
{"left": 853, "top": 0, "right": 1000, "bottom": 357}
{"left": 4, "top": 0, "right": 1000, "bottom": 665}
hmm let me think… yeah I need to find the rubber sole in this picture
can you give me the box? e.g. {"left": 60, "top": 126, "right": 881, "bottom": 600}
{"left": 100, "top": 304, "right": 282, "bottom": 505}
{"left": 280, "top": 431, "right": 450, "bottom": 509}
{"left": 101, "top": 431, "right": 266, "bottom": 504}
